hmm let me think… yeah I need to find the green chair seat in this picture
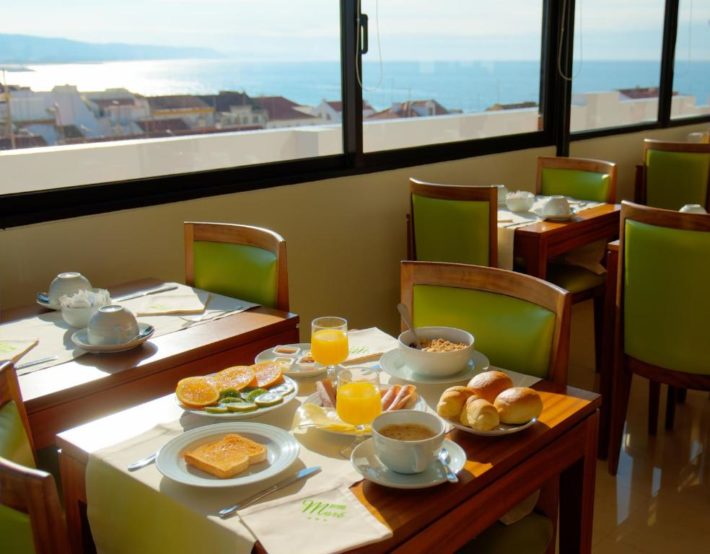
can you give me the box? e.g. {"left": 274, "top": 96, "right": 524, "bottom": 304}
{"left": 547, "top": 264, "right": 606, "bottom": 294}
{"left": 457, "top": 512, "right": 553, "bottom": 554}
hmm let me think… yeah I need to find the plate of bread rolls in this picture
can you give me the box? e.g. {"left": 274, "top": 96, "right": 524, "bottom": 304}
{"left": 297, "top": 378, "right": 425, "bottom": 436}
{"left": 436, "top": 370, "right": 543, "bottom": 436}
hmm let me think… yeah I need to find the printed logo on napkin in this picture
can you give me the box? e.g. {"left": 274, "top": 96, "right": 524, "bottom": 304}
{"left": 345, "top": 328, "right": 399, "bottom": 363}
{"left": 301, "top": 498, "right": 346, "bottom": 521}
{"left": 135, "top": 291, "right": 208, "bottom": 315}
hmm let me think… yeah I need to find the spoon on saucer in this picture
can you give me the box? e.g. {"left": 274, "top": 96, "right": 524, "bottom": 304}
{"left": 397, "top": 303, "right": 422, "bottom": 349}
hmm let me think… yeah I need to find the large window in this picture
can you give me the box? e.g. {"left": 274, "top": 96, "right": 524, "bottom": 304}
{"left": 0, "top": 0, "right": 342, "bottom": 193}
{"left": 672, "top": 0, "right": 710, "bottom": 120}
{"left": 570, "top": 0, "right": 667, "bottom": 132}
{"left": 360, "top": 1, "right": 544, "bottom": 152}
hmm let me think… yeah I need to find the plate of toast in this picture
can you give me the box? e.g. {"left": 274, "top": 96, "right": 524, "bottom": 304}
{"left": 155, "top": 422, "right": 299, "bottom": 487}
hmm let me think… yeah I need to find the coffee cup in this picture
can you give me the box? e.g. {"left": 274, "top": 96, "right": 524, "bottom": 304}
{"left": 679, "top": 204, "right": 707, "bottom": 214}
{"left": 48, "top": 272, "right": 91, "bottom": 306}
{"left": 87, "top": 305, "right": 139, "bottom": 345}
{"left": 372, "top": 410, "right": 445, "bottom": 474}
{"left": 541, "top": 195, "right": 571, "bottom": 218}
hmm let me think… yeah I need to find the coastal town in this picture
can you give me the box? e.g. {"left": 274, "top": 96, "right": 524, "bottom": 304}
{"left": 0, "top": 83, "right": 460, "bottom": 150}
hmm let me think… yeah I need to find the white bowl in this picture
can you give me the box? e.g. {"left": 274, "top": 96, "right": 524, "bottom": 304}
{"left": 398, "top": 326, "right": 474, "bottom": 377}
{"left": 87, "top": 305, "right": 139, "bottom": 345}
{"left": 505, "top": 191, "right": 535, "bottom": 212}
{"left": 541, "top": 195, "right": 571, "bottom": 218}
{"left": 48, "top": 272, "right": 91, "bottom": 305}
{"left": 679, "top": 204, "right": 707, "bottom": 214}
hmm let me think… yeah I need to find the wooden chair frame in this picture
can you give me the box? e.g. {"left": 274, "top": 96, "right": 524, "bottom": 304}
{"left": 0, "top": 361, "right": 35, "bottom": 461}
{"left": 400, "top": 261, "right": 571, "bottom": 386}
{"left": 608, "top": 201, "right": 710, "bottom": 475}
{"left": 634, "top": 139, "right": 710, "bottom": 207}
{"left": 536, "top": 156, "right": 617, "bottom": 202}
{"left": 407, "top": 178, "right": 498, "bottom": 267}
{"left": 536, "top": 156, "right": 617, "bottom": 377}
{"left": 184, "top": 221, "right": 289, "bottom": 311}
{"left": 0, "top": 456, "right": 71, "bottom": 554}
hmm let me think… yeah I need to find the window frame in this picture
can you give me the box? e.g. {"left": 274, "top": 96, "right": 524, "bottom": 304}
{"left": 1, "top": 0, "right": 707, "bottom": 228}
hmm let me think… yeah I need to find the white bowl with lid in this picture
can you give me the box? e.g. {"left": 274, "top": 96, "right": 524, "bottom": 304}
{"left": 87, "top": 305, "right": 140, "bottom": 345}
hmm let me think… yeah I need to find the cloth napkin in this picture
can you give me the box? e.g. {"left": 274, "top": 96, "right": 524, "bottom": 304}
{"left": 344, "top": 327, "right": 400, "bottom": 364}
{"left": 0, "top": 338, "right": 38, "bottom": 363}
{"left": 133, "top": 290, "right": 208, "bottom": 315}
{"left": 240, "top": 483, "right": 392, "bottom": 554}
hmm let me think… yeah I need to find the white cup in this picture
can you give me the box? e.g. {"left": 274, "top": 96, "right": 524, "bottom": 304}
{"left": 372, "top": 410, "right": 445, "bottom": 474}
{"left": 87, "top": 305, "right": 139, "bottom": 345}
{"left": 494, "top": 184, "right": 508, "bottom": 204}
{"left": 542, "top": 195, "right": 571, "bottom": 218}
{"left": 48, "top": 272, "right": 91, "bottom": 306}
{"left": 679, "top": 204, "right": 707, "bottom": 214}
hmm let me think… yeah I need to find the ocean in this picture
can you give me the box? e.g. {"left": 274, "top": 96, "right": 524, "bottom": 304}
{"left": 4, "top": 59, "right": 710, "bottom": 113}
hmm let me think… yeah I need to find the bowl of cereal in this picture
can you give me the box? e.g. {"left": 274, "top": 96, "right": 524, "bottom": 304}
{"left": 397, "top": 326, "right": 474, "bottom": 377}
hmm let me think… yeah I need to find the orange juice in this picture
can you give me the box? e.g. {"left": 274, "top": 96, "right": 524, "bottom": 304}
{"left": 311, "top": 329, "right": 348, "bottom": 366}
{"left": 336, "top": 381, "right": 382, "bottom": 426}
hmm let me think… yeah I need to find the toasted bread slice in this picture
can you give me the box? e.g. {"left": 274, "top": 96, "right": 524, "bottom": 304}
{"left": 183, "top": 433, "right": 267, "bottom": 478}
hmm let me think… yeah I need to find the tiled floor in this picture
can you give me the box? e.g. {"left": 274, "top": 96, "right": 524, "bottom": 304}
{"left": 567, "top": 302, "right": 710, "bottom": 553}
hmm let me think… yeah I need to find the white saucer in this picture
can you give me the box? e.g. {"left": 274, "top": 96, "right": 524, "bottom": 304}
{"left": 447, "top": 417, "right": 537, "bottom": 436}
{"left": 379, "top": 349, "right": 490, "bottom": 384}
{"left": 71, "top": 323, "right": 154, "bottom": 353}
{"left": 351, "top": 438, "right": 466, "bottom": 489}
{"left": 36, "top": 292, "right": 60, "bottom": 310}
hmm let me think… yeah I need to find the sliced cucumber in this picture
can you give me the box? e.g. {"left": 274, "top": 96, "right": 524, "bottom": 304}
{"left": 254, "top": 392, "right": 283, "bottom": 407}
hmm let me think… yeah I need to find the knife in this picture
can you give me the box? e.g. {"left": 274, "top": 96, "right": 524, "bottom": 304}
{"left": 218, "top": 465, "right": 321, "bottom": 519}
{"left": 114, "top": 285, "right": 179, "bottom": 302}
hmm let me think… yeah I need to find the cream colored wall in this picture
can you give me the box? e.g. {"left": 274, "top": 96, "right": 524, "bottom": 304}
{"left": 0, "top": 122, "right": 705, "bottom": 338}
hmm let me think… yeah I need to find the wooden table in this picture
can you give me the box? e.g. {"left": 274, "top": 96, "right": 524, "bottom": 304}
{"left": 57, "top": 380, "right": 600, "bottom": 554}
{"left": 2, "top": 279, "right": 299, "bottom": 449}
{"left": 514, "top": 203, "right": 621, "bottom": 278}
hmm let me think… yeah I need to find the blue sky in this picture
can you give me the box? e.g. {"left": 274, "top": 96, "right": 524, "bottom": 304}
{"left": 3, "top": 0, "right": 709, "bottom": 61}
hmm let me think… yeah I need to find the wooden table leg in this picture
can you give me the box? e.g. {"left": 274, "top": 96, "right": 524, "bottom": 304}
{"left": 515, "top": 235, "right": 548, "bottom": 278}
{"left": 598, "top": 245, "right": 618, "bottom": 459}
{"left": 558, "top": 411, "right": 598, "bottom": 554}
{"left": 59, "top": 449, "right": 94, "bottom": 554}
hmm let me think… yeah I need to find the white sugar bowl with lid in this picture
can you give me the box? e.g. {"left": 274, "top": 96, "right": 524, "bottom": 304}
{"left": 48, "top": 272, "right": 91, "bottom": 306}
{"left": 87, "top": 305, "right": 139, "bottom": 345}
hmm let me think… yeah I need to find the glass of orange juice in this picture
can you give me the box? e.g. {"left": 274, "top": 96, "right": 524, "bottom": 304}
{"left": 336, "top": 367, "right": 381, "bottom": 457}
{"left": 311, "top": 316, "right": 349, "bottom": 380}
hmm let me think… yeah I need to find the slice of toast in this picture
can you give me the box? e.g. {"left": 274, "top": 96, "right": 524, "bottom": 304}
{"left": 183, "top": 433, "right": 267, "bottom": 478}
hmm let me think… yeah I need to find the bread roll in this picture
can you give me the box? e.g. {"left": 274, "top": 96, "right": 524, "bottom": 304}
{"left": 461, "top": 397, "right": 499, "bottom": 431}
{"left": 467, "top": 370, "right": 513, "bottom": 403}
{"left": 494, "top": 387, "right": 543, "bottom": 424}
{"left": 437, "top": 386, "right": 476, "bottom": 419}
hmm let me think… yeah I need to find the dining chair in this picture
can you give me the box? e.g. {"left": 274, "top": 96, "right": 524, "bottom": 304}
{"left": 635, "top": 139, "right": 710, "bottom": 210}
{"left": 407, "top": 178, "right": 498, "bottom": 267}
{"left": 536, "top": 156, "right": 617, "bottom": 376}
{"left": 184, "top": 221, "right": 289, "bottom": 311}
{"left": 0, "top": 361, "right": 70, "bottom": 554}
{"left": 607, "top": 201, "right": 710, "bottom": 475}
{"left": 401, "top": 261, "right": 571, "bottom": 553}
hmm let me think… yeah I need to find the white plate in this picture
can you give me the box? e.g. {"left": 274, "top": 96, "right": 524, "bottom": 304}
{"left": 179, "top": 375, "right": 298, "bottom": 419}
{"left": 299, "top": 388, "right": 428, "bottom": 436}
{"left": 36, "top": 292, "right": 60, "bottom": 310}
{"left": 447, "top": 417, "right": 537, "bottom": 437}
{"left": 351, "top": 438, "right": 465, "bottom": 489}
{"left": 255, "top": 343, "right": 325, "bottom": 377}
{"left": 155, "top": 422, "right": 299, "bottom": 487}
{"left": 379, "top": 349, "right": 490, "bottom": 384}
{"left": 71, "top": 323, "right": 154, "bottom": 353}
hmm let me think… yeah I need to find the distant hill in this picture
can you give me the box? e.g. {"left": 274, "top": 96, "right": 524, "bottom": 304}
{"left": 0, "top": 33, "right": 221, "bottom": 64}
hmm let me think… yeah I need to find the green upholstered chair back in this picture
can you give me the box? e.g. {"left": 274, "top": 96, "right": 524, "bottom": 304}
{"left": 540, "top": 168, "right": 611, "bottom": 202}
{"left": 185, "top": 222, "right": 289, "bottom": 311}
{"left": 412, "top": 195, "right": 491, "bottom": 265}
{"left": 645, "top": 149, "right": 710, "bottom": 210}
{"left": 409, "top": 179, "right": 497, "bottom": 267}
{"left": 401, "top": 261, "right": 571, "bottom": 383}
{"left": 537, "top": 157, "right": 616, "bottom": 203}
{"left": 192, "top": 242, "right": 278, "bottom": 307}
{"left": 0, "top": 402, "right": 35, "bottom": 469}
{"left": 622, "top": 204, "right": 710, "bottom": 374}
